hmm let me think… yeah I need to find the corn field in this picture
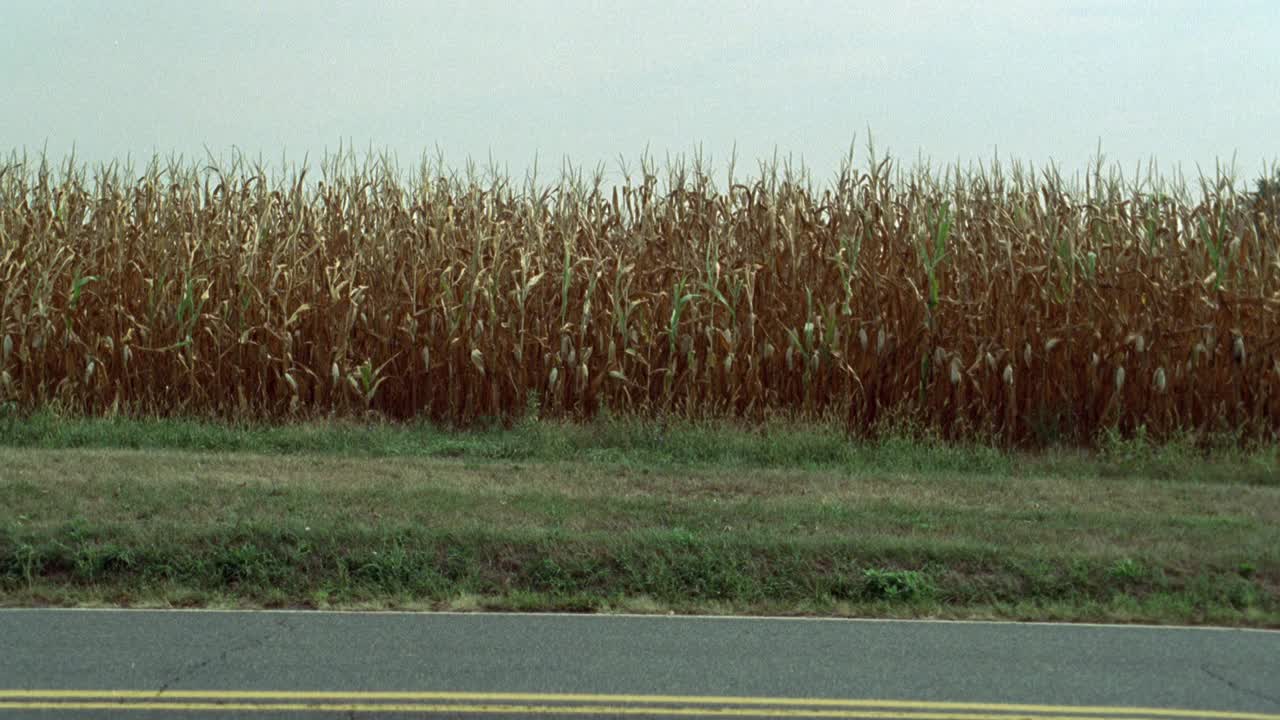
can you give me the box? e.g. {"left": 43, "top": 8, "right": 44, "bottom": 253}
{"left": 2, "top": 150, "right": 1278, "bottom": 444}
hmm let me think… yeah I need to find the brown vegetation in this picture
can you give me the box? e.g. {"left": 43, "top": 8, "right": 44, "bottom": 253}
{"left": 1, "top": 150, "right": 1277, "bottom": 443}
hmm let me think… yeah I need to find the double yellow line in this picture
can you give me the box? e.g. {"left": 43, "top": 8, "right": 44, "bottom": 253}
{"left": 0, "top": 691, "right": 1276, "bottom": 719}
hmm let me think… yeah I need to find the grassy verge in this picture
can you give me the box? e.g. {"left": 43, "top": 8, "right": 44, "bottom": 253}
{"left": 1, "top": 416, "right": 1277, "bottom": 626}
{"left": 2, "top": 410, "right": 1278, "bottom": 483}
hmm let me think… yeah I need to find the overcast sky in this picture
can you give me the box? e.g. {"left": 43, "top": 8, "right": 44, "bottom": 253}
{"left": 4, "top": 0, "right": 1278, "bottom": 184}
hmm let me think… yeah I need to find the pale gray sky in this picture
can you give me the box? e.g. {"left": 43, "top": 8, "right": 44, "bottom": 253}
{"left": 4, "top": 0, "right": 1278, "bottom": 183}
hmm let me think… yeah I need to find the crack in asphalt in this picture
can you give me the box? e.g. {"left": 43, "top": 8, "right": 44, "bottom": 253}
{"left": 155, "top": 615, "right": 295, "bottom": 694}
{"left": 1200, "top": 663, "right": 1280, "bottom": 707}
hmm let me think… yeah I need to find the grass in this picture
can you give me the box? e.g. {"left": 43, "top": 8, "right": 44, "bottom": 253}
{"left": 2, "top": 409, "right": 1277, "bottom": 483}
{"left": 1, "top": 415, "right": 1276, "bottom": 626}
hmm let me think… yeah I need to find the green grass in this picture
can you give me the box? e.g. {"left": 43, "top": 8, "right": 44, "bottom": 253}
{"left": 1, "top": 409, "right": 1276, "bottom": 484}
{"left": 1, "top": 414, "right": 1276, "bottom": 626}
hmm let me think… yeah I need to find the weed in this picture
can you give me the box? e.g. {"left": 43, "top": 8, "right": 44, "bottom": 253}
{"left": 862, "top": 568, "right": 935, "bottom": 602}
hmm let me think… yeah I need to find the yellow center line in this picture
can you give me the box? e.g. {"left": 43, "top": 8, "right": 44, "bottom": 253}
{"left": 0, "top": 701, "right": 1244, "bottom": 719}
{"left": 0, "top": 693, "right": 1277, "bottom": 720}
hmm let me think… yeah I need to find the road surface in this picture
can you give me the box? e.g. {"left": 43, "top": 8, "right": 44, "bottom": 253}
{"left": 0, "top": 609, "right": 1277, "bottom": 718}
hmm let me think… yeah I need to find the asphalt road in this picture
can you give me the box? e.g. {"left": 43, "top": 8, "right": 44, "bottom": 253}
{"left": 0, "top": 610, "right": 1277, "bottom": 719}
